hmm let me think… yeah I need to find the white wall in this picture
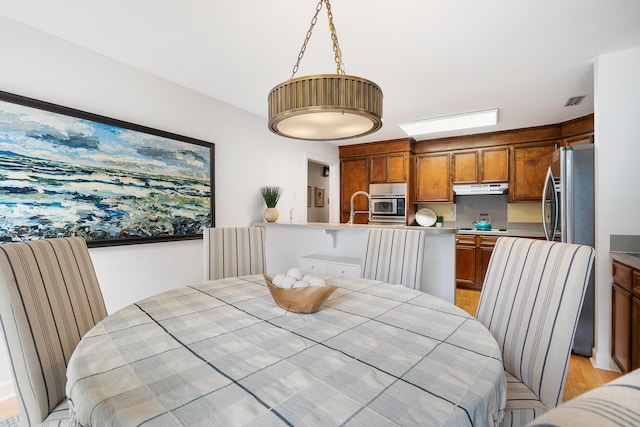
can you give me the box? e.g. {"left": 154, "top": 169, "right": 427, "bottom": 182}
{"left": 0, "top": 17, "right": 339, "bottom": 396}
{"left": 592, "top": 46, "right": 640, "bottom": 370}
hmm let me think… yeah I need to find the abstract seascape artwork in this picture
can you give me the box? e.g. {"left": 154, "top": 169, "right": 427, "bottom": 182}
{"left": 0, "top": 91, "right": 214, "bottom": 246}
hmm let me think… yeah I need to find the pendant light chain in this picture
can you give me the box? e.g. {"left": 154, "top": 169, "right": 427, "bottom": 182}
{"left": 290, "top": 0, "right": 345, "bottom": 79}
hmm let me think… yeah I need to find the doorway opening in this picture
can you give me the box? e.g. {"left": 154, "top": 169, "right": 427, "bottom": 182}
{"left": 307, "top": 160, "right": 330, "bottom": 223}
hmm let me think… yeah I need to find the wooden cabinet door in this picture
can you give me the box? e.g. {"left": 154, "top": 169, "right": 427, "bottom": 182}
{"left": 456, "top": 235, "right": 477, "bottom": 289}
{"left": 612, "top": 283, "right": 632, "bottom": 373}
{"left": 387, "top": 153, "right": 407, "bottom": 182}
{"left": 477, "top": 236, "right": 498, "bottom": 286}
{"left": 369, "top": 154, "right": 407, "bottom": 183}
{"left": 340, "top": 158, "right": 368, "bottom": 223}
{"left": 632, "top": 296, "right": 640, "bottom": 371}
{"left": 415, "top": 153, "right": 452, "bottom": 202}
{"left": 452, "top": 151, "right": 477, "bottom": 184}
{"left": 509, "top": 142, "right": 558, "bottom": 202}
{"left": 369, "top": 156, "right": 387, "bottom": 184}
{"left": 480, "top": 148, "right": 509, "bottom": 183}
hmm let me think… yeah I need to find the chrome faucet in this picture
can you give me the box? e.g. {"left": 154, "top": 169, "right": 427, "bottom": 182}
{"left": 349, "top": 191, "right": 370, "bottom": 224}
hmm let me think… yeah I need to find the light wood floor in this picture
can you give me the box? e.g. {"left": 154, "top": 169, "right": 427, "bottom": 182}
{"left": 0, "top": 288, "right": 623, "bottom": 421}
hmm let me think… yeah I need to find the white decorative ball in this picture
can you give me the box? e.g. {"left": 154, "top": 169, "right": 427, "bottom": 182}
{"left": 279, "top": 276, "right": 297, "bottom": 288}
{"left": 272, "top": 274, "right": 286, "bottom": 286}
{"left": 286, "top": 267, "right": 303, "bottom": 281}
{"left": 292, "top": 280, "right": 310, "bottom": 288}
{"left": 307, "top": 276, "right": 326, "bottom": 287}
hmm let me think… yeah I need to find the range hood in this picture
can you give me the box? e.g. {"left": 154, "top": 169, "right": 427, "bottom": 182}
{"left": 453, "top": 183, "right": 509, "bottom": 195}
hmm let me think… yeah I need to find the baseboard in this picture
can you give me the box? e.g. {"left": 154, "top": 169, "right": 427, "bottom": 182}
{"left": 591, "top": 349, "right": 622, "bottom": 372}
{"left": 0, "top": 380, "right": 15, "bottom": 402}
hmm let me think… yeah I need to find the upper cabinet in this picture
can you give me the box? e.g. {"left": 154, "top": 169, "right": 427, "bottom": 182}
{"left": 480, "top": 147, "right": 510, "bottom": 183}
{"left": 339, "top": 138, "right": 413, "bottom": 223}
{"left": 452, "top": 147, "right": 509, "bottom": 185}
{"left": 560, "top": 114, "right": 594, "bottom": 147}
{"left": 509, "top": 141, "right": 558, "bottom": 202}
{"left": 415, "top": 153, "right": 452, "bottom": 202}
{"left": 369, "top": 153, "right": 407, "bottom": 183}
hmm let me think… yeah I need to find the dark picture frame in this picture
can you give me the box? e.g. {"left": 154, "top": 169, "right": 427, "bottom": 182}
{"left": 315, "top": 187, "right": 325, "bottom": 207}
{"left": 0, "top": 91, "right": 214, "bottom": 247}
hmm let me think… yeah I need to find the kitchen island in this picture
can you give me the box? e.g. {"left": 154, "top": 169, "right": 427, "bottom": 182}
{"left": 255, "top": 222, "right": 456, "bottom": 303}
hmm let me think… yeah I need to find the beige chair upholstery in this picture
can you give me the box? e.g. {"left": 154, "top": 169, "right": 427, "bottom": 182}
{"left": 203, "top": 227, "right": 266, "bottom": 280}
{"left": 475, "top": 237, "right": 595, "bottom": 426}
{"left": 526, "top": 368, "right": 640, "bottom": 426}
{"left": 361, "top": 228, "right": 427, "bottom": 290}
{"left": 0, "top": 237, "right": 107, "bottom": 426}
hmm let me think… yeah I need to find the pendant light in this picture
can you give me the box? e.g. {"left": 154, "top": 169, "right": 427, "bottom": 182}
{"left": 268, "top": 0, "right": 383, "bottom": 141}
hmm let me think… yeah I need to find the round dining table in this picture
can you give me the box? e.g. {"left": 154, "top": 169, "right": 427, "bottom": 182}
{"left": 66, "top": 274, "right": 506, "bottom": 426}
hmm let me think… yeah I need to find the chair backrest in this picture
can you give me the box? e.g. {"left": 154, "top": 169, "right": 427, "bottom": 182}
{"left": 476, "top": 237, "right": 594, "bottom": 409}
{"left": 203, "top": 227, "right": 266, "bottom": 280}
{"left": 361, "top": 228, "right": 426, "bottom": 290}
{"left": 526, "top": 368, "right": 640, "bottom": 426}
{"left": 0, "top": 237, "right": 107, "bottom": 426}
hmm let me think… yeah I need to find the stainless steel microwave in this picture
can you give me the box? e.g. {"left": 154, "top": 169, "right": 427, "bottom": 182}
{"left": 369, "top": 194, "right": 406, "bottom": 223}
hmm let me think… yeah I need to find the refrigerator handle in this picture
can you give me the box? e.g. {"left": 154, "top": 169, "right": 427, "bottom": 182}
{"left": 542, "top": 167, "right": 558, "bottom": 241}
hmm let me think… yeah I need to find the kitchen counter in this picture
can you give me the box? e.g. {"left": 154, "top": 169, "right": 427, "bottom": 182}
{"left": 610, "top": 252, "right": 640, "bottom": 270}
{"left": 609, "top": 234, "right": 640, "bottom": 270}
{"left": 257, "top": 221, "right": 456, "bottom": 234}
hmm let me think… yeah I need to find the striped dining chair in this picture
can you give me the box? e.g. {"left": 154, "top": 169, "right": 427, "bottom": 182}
{"left": 475, "top": 237, "right": 595, "bottom": 426}
{"left": 203, "top": 227, "right": 266, "bottom": 280}
{"left": 526, "top": 368, "right": 640, "bottom": 427}
{"left": 361, "top": 228, "right": 427, "bottom": 290}
{"left": 0, "top": 237, "right": 107, "bottom": 426}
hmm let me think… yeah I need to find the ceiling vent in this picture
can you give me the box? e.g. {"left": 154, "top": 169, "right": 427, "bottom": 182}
{"left": 564, "top": 95, "right": 586, "bottom": 107}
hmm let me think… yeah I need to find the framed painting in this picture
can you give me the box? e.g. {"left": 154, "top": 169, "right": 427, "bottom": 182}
{"left": 0, "top": 90, "right": 214, "bottom": 247}
{"left": 315, "top": 187, "right": 324, "bottom": 207}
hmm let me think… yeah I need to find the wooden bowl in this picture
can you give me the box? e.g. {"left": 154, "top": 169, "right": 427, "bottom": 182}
{"left": 264, "top": 274, "right": 337, "bottom": 314}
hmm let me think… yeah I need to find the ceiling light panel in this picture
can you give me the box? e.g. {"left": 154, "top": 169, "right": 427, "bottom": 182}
{"left": 399, "top": 108, "right": 498, "bottom": 137}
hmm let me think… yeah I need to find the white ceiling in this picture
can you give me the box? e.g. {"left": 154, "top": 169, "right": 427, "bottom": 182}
{"left": 2, "top": 1, "right": 640, "bottom": 145}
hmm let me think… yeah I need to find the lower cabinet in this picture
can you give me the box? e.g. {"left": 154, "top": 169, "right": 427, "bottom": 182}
{"left": 611, "top": 260, "right": 640, "bottom": 373}
{"left": 455, "top": 235, "right": 477, "bottom": 289}
{"left": 455, "top": 234, "right": 498, "bottom": 290}
{"left": 299, "top": 254, "right": 362, "bottom": 278}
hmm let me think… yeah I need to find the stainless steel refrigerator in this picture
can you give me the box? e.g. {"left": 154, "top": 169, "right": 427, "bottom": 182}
{"left": 542, "top": 144, "right": 595, "bottom": 356}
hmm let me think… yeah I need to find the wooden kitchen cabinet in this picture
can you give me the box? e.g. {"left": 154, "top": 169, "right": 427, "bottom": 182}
{"left": 455, "top": 234, "right": 477, "bottom": 289}
{"left": 369, "top": 153, "right": 407, "bottom": 183}
{"left": 509, "top": 141, "right": 558, "bottom": 202}
{"left": 339, "top": 139, "right": 413, "bottom": 223}
{"left": 415, "top": 153, "right": 452, "bottom": 202}
{"left": 633, "top": 293, "right": 640, "bottom": 371}
{"left": 455, "top": 234, "right": 499, "bottom": 290}
{"left": 480, "top": 148, "right": 509, "bottom": 183}
{"left": 452, "top": 148, "right": 509, "bottom": 185}
{"left": 340, "top": 157, "right": 368, "bottom": 223}
{"left": 452, "top": 151, "right": 478, "bottom": 184}
{"left": 611, "top": 260, "right": 633, "bottom": 373}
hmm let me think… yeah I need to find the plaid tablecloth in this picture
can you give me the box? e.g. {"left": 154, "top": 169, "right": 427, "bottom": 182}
{"left": 66, "top": 275, "right": 506, "bottom": 426}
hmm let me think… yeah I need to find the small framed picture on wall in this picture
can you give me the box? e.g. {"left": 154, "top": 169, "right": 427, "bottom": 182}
{"left": 315, "top": 187, "right": 324, "bottom": 207}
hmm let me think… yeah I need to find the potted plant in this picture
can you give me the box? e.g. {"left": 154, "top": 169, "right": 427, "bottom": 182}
{"left": 260, "top": 186, "right": 282, "bottom": 222}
